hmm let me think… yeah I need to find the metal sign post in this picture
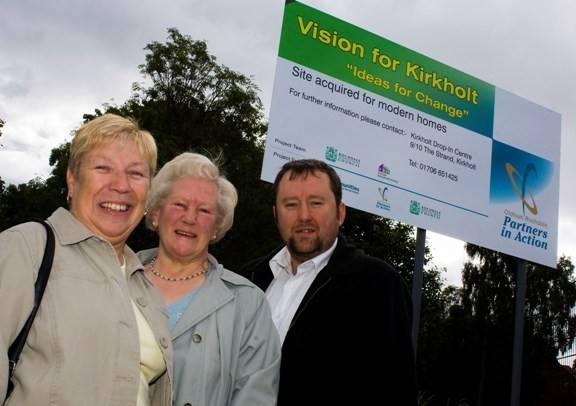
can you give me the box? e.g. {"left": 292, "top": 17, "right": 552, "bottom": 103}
{"left": 510, "top": 258, "right": 527, "bottom": 406}
{"left": 411, "top": 227, "right": 426, "bottom": 354}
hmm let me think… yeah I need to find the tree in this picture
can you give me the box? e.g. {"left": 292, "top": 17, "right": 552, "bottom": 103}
{"left": 0, "top": 117, "right": 5, "bottom": 147}
{"left": 46, "top": 142, "right": 70, "bottom": 205}
{"left": 443, "top": 245, "right": 576, "bottom": 406}
{"left": 0, "top": 178, "right": 61, "bottom": 230}
{"left": 341, "top": 209, "right": 422, "bottom": 279}
{"left": 0, "top": 177, "right": 5, "bottom": 229}
{"left": 523, "top": 256, "right": 576, "bottom": 406}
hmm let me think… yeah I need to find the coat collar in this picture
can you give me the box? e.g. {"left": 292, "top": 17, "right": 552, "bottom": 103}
{"left": 249, "top": 236, "right": 360, "bottom": 289}
{"left": 171, "top": 255, "right": 234, "bottom": 339}
{"left": 137, "top": 249, "right": 236, "bottom": 339}
{"left": 243, "top": 236, "right": 364, "bottom": 334}
{"left": 291, "top": 237, "right": 360, "bottom": 317}
{"left": 48, "top": 207, "right": 93, "bottom": 245}
{"left": 48, "top": 207, "right": 143, "bottom": 275}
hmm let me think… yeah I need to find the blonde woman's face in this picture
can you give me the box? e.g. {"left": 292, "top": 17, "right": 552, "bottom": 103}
{"left": 66, "top": 139, "right": 150, "bottom": 250}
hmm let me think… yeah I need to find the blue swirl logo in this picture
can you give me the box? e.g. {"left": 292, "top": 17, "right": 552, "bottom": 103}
{"left": 505, "top": 162, "right": 538, "bottom": 215}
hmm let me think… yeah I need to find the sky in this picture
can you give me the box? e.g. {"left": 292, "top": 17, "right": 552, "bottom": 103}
{"left": 1, "top": 0, "right": 575, "bottom": 287}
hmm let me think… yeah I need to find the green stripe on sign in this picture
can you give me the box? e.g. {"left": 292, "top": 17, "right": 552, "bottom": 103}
{"left": 279, "top": 1, "right": 495, "bottom": 137}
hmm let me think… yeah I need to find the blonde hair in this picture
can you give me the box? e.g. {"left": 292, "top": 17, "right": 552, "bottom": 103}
{"left": 146, "top": 152, "right": 238, "bottom": 242}
{"left": 68, "top": 114, "right": 157, "bottom": 177}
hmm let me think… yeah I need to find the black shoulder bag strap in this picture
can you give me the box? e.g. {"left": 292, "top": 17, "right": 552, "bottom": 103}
{"left": 5, "top": 219, "right": 55, "bottom": 402}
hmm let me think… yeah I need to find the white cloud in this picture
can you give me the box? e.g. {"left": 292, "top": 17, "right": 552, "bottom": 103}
{"left": 0, "top": 150, "right": 52, "bottom": 184}
{"left": 427, "top": 231, "right": 467, "bottom": 287}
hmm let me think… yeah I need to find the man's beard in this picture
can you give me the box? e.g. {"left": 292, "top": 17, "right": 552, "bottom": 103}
{"left": 287, "top": 234, "right": 323, "bottom": 263}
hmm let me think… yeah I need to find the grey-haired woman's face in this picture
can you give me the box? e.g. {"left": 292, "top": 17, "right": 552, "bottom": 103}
{"left": 152, "top": 176, "right": 218, "bottom": 263}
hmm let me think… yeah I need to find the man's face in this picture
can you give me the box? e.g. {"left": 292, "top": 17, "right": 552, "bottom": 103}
{"left": 274, "top": 170, "right": 345, "bottom": 266}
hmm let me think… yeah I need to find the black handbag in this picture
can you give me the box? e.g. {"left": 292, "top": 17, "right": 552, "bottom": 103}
{"left": 5, "top": 220, "right": 55, "bottom": 403}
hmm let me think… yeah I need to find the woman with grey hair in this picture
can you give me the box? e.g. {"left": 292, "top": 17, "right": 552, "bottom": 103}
{"left": 138, "top": 152, "right": 280, "bottom": 406}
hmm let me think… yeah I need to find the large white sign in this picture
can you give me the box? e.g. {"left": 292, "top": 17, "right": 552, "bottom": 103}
{"left": 262, "top": 1, "right": 561, "bottom": 267}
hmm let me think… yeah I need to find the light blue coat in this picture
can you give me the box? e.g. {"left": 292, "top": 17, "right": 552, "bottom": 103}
{"left": 138, "top": 249, "right": 280, "bottom": 406}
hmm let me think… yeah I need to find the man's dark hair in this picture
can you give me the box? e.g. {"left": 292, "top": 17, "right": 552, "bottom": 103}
{"left": 272, "top": 159, "right": 342, "bottom": 206}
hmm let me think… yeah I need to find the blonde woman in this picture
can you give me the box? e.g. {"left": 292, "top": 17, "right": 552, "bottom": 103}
{"left": 0, "top": 114, "right": 172, "bottom": 405}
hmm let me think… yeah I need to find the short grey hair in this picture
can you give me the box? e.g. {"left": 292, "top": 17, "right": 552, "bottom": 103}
{"left": 146, "top": 152, "right": 238, "bottom": 242}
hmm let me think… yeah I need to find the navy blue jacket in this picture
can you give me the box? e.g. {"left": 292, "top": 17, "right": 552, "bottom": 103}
{"left": 239, "top": 237, "right": 417, "bottom": 406}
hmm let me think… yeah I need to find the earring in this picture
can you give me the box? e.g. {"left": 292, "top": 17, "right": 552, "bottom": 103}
{"left": 66, "top": 194, "right": 72, "bottom": 205}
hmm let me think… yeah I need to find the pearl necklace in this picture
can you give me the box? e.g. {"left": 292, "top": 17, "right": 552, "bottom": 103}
{"left": 148, "top": 257, "right": 209, "bottom": 282}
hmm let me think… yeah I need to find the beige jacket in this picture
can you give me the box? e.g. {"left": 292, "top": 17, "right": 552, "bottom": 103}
{"left": 0, "top": 208, "right": 173, "bottom": 405}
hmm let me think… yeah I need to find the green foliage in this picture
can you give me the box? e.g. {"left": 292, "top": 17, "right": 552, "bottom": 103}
{"left": 525, "top": 255, "right": 576, "bottom": 353}
{"left": 418, "top": 391, "right": 436, "bottom": 406}
{"left": 428, "top": 244, "right": 576, "bottom": 405}
{"left": 418, "top": 391, "right": 471, "bottom": 406}
{"left": 0, "top": 178, "right": 62, "bottom": 230}
{"left": 47, "top": 142, "right": 70, "bottom": 204}
{"left": 411, "top": 243, "right": 576, "bottom": 405}
{"left": 462, "top": 245, "right": 576, "bottom": 355}
{"left": 341, "top": 209, "right": 421, "bottom": 280}
{"left": 0, "top": 116, "right": 5, "bottom": 147}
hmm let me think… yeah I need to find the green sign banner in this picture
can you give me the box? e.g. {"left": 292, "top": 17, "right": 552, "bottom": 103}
{"left": 279, "top": 1, "right": 496, "bottom": 137}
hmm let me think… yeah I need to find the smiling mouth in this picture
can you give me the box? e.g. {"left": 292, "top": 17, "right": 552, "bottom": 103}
{"left": 175, "top": 230, "right": 197, "bottom": 239}
{"left": 100, "top": 202, "right": 130, "bottom": 212}
{"left": 295, "top": 227, "right": 316, "bottom": 234}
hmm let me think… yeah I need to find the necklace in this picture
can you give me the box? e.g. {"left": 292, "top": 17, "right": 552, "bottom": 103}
{"left": 148, "top": 257, "right": 209, "bottom": 282}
